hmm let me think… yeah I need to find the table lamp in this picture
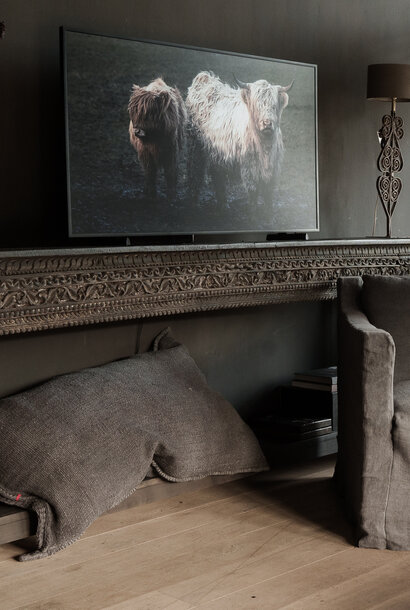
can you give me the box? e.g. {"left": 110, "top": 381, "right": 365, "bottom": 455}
{"left": 367, "top": 64, "right": 410, "bottom": 237}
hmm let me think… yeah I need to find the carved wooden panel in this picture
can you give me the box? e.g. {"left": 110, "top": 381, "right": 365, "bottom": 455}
{"left": 0, "top": 240, "right": 409, "bottom": 335}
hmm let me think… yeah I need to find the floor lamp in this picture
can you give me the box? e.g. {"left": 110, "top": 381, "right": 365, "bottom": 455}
{"left": 367, "top": 64, "right": 410, "bottom": 237}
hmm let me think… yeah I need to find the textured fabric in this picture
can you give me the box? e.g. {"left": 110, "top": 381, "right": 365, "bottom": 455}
{"left": 362, "top": 274, "right": 410, "bottom": 382}
{"left": 0, "top": 329, "right": 268, "bottom": 561}
{"left": 386, "top": 380, "right": 410, "bottom": 549}
{"left": 335, "top": 277, "right": 395, "bottom": 549}
{"left": 335, "top": 276, "right": 410, "bottom": 551}
{"left": 394, "top": 380, "right": 410, "bottom": 414}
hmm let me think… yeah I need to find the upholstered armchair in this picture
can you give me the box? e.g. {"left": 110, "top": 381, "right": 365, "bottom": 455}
{"left": 335, "top": 274, "right": 410, "bottom": 550}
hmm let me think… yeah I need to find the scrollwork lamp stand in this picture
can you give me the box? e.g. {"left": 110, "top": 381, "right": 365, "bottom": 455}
{"left": 367, "top": 64, "right": 410, "bottom": 238}
{"left": 377, "top": 102, "right": 403, "bottom": 237}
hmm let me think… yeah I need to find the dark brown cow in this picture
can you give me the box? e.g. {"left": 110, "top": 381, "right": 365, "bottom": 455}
{"left": 128, "top": 78, "right": 187, "bottom": 200}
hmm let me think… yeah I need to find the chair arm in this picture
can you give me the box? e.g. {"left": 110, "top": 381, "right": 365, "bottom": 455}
{"left": 336, "top": 277, "right": 395, "bottom": 547}
{"left": 338, "top": 277, "right": 395, "bottom": 432}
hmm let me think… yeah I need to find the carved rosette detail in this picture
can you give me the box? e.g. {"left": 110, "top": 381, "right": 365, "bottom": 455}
{"left": 0, "top": 243, "right": 409, "bottom": 335}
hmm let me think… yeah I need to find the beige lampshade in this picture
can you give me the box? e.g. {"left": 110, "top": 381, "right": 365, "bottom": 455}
{"left": 367, "top": 64, "right": 410, "bottom": 102}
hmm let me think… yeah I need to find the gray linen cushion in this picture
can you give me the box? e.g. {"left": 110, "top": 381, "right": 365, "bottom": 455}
{"left": 385, "top": 380, "right": 410, "bottom": 550}
{"left": 361, "top": 274, "right": 410, "bottom": 382}
{"left": 0, "top": 329, "right": 268, "bottom": 561}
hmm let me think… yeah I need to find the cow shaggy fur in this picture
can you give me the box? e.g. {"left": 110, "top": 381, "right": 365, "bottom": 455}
{"left": 128, "top": 78, "right": 187, "bottom": 200}
{"left": 186, "top": 71, "right": 291, "bottom": 206}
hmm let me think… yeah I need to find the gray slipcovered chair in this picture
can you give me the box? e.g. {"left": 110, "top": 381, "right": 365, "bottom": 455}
{"left": 334, "top": 274, "right": 410, "bottom": 550}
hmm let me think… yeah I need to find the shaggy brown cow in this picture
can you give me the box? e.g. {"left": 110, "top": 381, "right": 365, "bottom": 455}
{"left": 128, "top": 78, "right": 187, "bottom": 200}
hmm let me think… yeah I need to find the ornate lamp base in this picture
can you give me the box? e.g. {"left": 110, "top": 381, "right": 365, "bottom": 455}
{"left": 376, "top": 109, "right": 404, "bottom": 238}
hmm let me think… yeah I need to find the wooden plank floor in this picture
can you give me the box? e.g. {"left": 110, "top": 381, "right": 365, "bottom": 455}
{"left": 1, "top": 455, "right": 410, "bottom": 609}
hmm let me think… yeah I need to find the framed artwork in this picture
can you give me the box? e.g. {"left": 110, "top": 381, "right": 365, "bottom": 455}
{"left": 63, "top": 29, "right": 318, "bottom": 237}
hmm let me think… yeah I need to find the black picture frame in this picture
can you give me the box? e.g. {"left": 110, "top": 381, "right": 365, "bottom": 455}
{"left": 63, "top": 28, "right": 319, "bottom": 238}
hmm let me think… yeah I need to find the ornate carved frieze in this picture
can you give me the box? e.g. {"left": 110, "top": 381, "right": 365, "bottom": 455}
{"left": 0, "top": 240, "right": 409, "bottom": 335}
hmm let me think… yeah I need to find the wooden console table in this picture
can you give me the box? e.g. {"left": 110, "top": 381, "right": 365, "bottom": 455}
{"left": 0, "top": 238, "right": 409, "bottom": 547}
{"left": 0, "top": 238, "right": 409, "bottom": 336}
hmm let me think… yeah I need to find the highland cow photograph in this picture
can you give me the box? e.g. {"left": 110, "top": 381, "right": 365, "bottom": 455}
{"left": 64, "top": 30, "right": 318, "bottom": 237}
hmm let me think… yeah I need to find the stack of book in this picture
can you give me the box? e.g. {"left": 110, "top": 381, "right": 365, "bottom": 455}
{"left": 252, "top": 367, "right": 338, "bottom": 444}
{"left": 253, "top": 414, "right": 332, "bottom": 441}
{"left": 291, "top": 365, "right": 337, "bottom": 393}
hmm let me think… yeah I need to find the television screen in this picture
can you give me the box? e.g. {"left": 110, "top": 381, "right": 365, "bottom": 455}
{"left": 63, "top": 29, "right": 319, "bottom": 238}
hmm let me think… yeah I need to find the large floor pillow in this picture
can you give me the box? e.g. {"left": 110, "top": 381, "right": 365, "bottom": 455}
{"left": 0, "top": 328, "right": 268, "bottom": 561}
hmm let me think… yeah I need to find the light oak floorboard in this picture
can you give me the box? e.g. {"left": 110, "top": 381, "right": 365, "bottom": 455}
{"left": 0, "top": 457, "right": 334, "bottom": 568}
{"left": 0, "top": 479, "right": 247, "bottom": 564}
{"left": 279, "top": 555, "right": 410, "bottom": 610}
{"left": 0, "top": 481, "right": 262, "bottom": 565}
{"left": 1, "top": 500, "right": 293, "bottom": 606}
{"left": 2, "top": 456, "right": 407, "bottom": 610}
{"left": 159, "top": 533, "right": 348, "bottom": 606}
{"left": 102, "top": 590, "right": 192, "bottom": 610}
{"left": 18, "top": 528, "right": 346, "bottom": 609}
{"left": 371, "top": 590, "right": 410, "bottom": 610}
{"left": 191, "top": 548, "right": 407, "bottom": 609}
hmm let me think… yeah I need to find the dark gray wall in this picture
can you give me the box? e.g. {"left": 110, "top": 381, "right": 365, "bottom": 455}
{"left": 0, "top": 302, "right": 336, "bottom": 418}
{"left": 1, "top": 0, "right": 410, "bottom": 246}
{"left": 0, "top": 1, "right": 408, "bottom": 416}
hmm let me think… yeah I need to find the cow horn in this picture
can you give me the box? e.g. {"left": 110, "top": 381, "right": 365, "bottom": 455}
{"left": 280, "top": 80, "right": 294, "bottom": 92}
{"left": 233, "top": 75, "right": 250, "bottom": 90}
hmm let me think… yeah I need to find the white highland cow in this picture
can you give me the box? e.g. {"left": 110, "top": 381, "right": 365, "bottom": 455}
{"left": 186, "top": 71, "right": 292, "bottom": 206}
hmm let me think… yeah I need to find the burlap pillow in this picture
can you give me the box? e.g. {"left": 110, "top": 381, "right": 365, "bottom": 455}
{"left": 0, "top": 328, "right": 268, "bottom": 561}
